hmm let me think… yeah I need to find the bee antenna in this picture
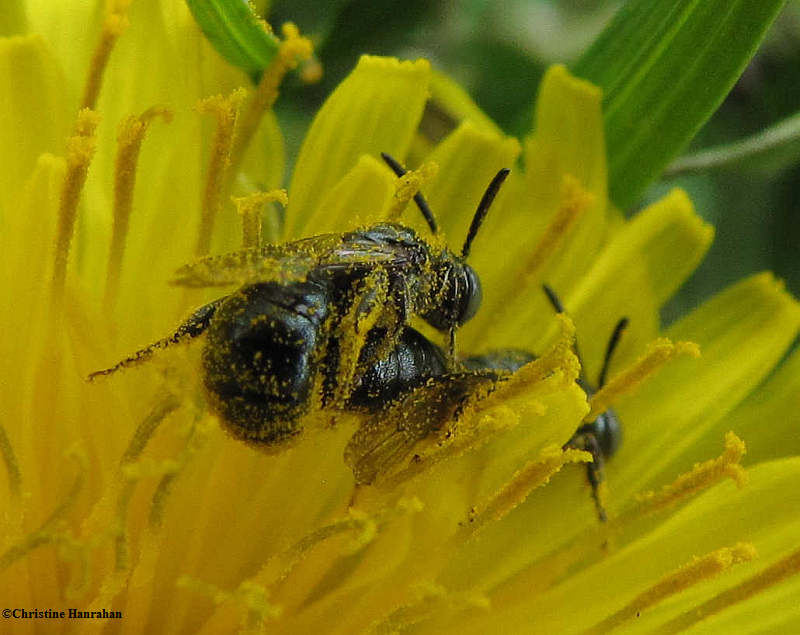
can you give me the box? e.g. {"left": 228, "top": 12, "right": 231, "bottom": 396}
{"left": 542, "top": 283, "right": 566, "bottom": 314}
{"left": 542, "top": 283, "right": 587, "bottom": 383}
{"left": 461, "top": 168, "right": 510, "bottom": 260}
{"left": 598, "top": 317, "right": 629, "bottom": 388}
{"left": 380, "top": 152, "right": 438, "bottom": 234}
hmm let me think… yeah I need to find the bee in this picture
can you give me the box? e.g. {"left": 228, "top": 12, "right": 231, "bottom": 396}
{"left": 461, "top": 284, "right": 628, "bottom": 521}
{"left": 89, "top": 155, "right": 510, "bottom": 451}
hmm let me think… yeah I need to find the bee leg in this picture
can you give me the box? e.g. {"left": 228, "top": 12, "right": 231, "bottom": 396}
{"left": 87, "top": 298, "right": 225, "bottom": 381}
{"left": 351, "top": 268, "right": 393, "bottom": 333}
{"left": 565, "top": 427, "right": 608, "bottom": 522}
{"left": 352, "top": 269, "right": 405, "bottom": 371}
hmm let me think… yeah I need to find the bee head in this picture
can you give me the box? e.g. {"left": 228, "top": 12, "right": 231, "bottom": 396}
{"left": 379, "top": 153, "right": 509, "bottom": 333}
{"left": 421, "top": 259, "right": 482, "bottom": 329}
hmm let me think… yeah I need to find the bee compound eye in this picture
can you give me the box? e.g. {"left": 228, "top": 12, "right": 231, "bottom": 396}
{"left": 595, "top": 409, "right": 623, "bottom": 458}
{"left": 458, "top": 265, "right": 482, "bottom": 325}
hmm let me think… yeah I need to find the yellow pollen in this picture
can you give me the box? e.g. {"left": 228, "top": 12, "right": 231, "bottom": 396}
{"left": 655, "top": 546, "right": 800, "bottom": 634}
{"left": 586, "top": 338, "right": 700, "bottom": 421}
{"left": 232, "top": 189, "right": 289, "bottom": 248}
{"left": 633, "top": 431, "right": 747, "bottom": 517}
{"left": 105, "top": 106, "right": 172, "bottom": 307}
{"left": 489, "top": 314, "right": 580, "bottom": 403}
{"left": 385, "top": 161, "right": 440, "bottom": 223}
{"left": 196, "top": 89, "right": 246, "bottom": 255}
{"left": 383, "top": 318, "right": 579, "bottom": 491}
{"left": 524, "top": 174, "right": 594, "bottom": 277}
{"left": 227, "top": 22, "right": 313, "bottom": 184}
{"left": 381, "top": 404, "right": 533, "bottom": 490}
{"left": 51, "top": 108, "right": 99, "bottom": 305}
{"left": 583, "top": 542, "right": 756, "bottom": 634}
{"left": 503, "top": 433, "right": 748, "bottom": 600}
{"left": 326, "top": 271, "right": 391, "bottom": 410}
{"left": 81, "top": 0, "right": 132, "bottom": 109}
{"left": 462, "top": 446, "right": 590, "bottom": 537}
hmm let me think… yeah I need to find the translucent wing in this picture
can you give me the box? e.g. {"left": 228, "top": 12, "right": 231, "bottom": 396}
{"left": 171, "top": 234, "right": 343, "bottom": 287}
{"left": 344, "top": 373, "right": 496, "bottom": 485}
{"left": 171, "top": 229, "right": 423, "bottom": 288}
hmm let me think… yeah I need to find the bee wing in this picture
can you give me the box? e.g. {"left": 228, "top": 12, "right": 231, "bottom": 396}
{"left": 344, "top": 373, "right": 496, "bottom": 485}
{"left": 313, "top": 228, "right": 427, "bottom": 277}
{"left": 170, "top": 235, "right": 344, "bottom": 287}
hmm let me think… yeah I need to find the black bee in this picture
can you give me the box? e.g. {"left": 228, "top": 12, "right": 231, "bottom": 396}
{"left": 89, "top": 156, "right": 510, "bottom": 451}
{"left": 462, "top": 284, "right": 628, "bottom": 521}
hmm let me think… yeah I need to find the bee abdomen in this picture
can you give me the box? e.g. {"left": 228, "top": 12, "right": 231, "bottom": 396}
{"left": 203, "top": 281, "right": 330, "bottom": 444}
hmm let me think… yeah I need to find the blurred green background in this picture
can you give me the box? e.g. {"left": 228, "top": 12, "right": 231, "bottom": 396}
{"left": 266, "top": 0, "right": 800, "bottom": 327}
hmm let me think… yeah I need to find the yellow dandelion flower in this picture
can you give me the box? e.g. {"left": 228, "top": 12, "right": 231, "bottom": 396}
{"left": 2, "top": 2, "right": 800, "bottom": 634}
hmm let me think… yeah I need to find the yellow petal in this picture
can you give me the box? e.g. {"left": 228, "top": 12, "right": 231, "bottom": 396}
{"left": 613, "top": 273, "right": 800, "bottom": 503}
{"left": 432, "top": 383, "right": 590, "bottom": 593}
{"left": 463, "top": 458, "right": 800, "bottom": 634}
{"left": 0, "top": 35, "right": 68, "bottom": 214}
{"left": 720, "top": 345, "right": 800, "bottom": 464}
{"left": 428, "top": 68, "right": 504, "bottom": 135}
{"left": 567, "top": 187, "right": 713, "bottom": 378}
{"left": 0, "top": 2, "right": 26, "bottom": 35}
{"left": 303, "top": 154, "right": 395, "bottom": 234}
{"left": 1, "top": 154, "right": 65, "bottom": 422}
{"left": 406, "top": 68, "right": 503, "bottom": 164}
{"left": 517, "top": 64, "right": 608, "bottom": 311}
{"left": 285, "top": 56, "right": 431, "bottom": 238}
{"left": 422, "top": 120, "right": 520, "bottom": 246}
{"left": 236, "top": 110, "right": 286, "bottom": 199}
{"left": 524, "top": 64, "right": 607, "bottom": 212}
{"left": 463, "top": 66, "right": 610, "bottom": 351}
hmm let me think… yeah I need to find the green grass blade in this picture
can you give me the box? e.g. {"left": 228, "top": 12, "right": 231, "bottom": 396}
{"left": 574, "top": 0, "right": 787, "bottom": 209}
{"left": 187, "top": 0, "right": 279, "bottom": 72}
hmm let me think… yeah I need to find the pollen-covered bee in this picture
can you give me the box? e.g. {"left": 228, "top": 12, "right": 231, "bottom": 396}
{"left": 90, "top": 155, "right": 510, "bottom": 455}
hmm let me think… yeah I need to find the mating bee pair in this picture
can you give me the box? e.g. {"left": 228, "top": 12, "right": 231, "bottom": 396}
{"left": 91, "top": 154, "right": 626, "bottom": 520}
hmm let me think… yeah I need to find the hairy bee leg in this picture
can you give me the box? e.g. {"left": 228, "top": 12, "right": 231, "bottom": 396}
{"left": 351, "top": 268, "right": 407, "bottom": 377}
{"left": 351, "top": 268, "right": 392, "bottom": 333}
{"left": 87, "top": 298, "right": 224, "bottom": 381}
{"left": 327, "top": 269, "right": 395, "bottom": 406}
{"left": 344, "top": 371, "right": 499, "bottom": 486}
{"left": 566, "top": 430, "right": 608, "bottom": 522}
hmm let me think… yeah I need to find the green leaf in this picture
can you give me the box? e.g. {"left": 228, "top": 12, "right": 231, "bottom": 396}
{"left": 574, "top": 0, "right": 787, "bottom": 210}
{"left": 187, "top": 0, "right": 280, "bottom": 72}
